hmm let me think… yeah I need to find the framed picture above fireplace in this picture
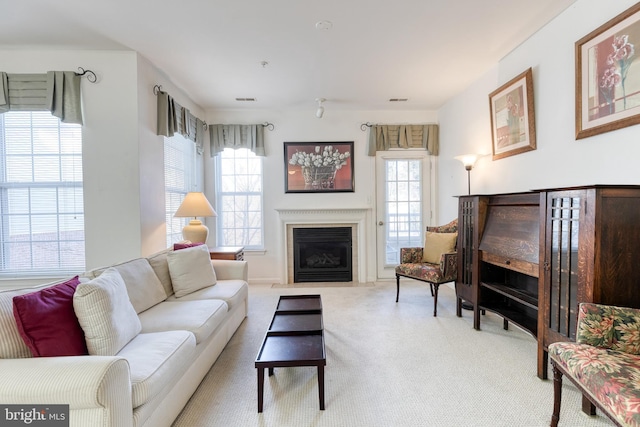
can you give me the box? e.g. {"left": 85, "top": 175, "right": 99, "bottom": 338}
{"left": 284, "top": 141, "right": 354, "bottom": 193}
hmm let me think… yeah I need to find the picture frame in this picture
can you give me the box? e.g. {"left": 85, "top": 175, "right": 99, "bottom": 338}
{"left": 284, "top": 141, "right": 354, "bottom": 193}
{"left": 489, "top": 68, "right": 536, "bottom": 160}
{"left": 575, "top": 3, "right": 640, "bottom": 139}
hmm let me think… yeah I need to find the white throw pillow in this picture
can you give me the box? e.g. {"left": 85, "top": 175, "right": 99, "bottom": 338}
{"left": 73, "top": 268, "right": 142, "bottom": 356}
{"left": 167, "top": 244, "right": 217, "bottom": 298}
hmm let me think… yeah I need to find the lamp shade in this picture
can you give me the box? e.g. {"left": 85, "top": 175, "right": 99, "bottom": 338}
{"left": 455, "top": 154, "right": 479, "bottom": 170}
{"left": 174, "top": 192, "right": 216, "bottom": 243}
{"left": 174, "top": 192, "right": 216, "bottom": 218}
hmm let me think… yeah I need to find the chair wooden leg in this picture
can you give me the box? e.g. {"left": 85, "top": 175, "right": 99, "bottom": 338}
{"left": 429, "top": 283, "right": 434, "bottom": 297}
{"left": 551, "top": 361, "right": 562, "bottom": 427}
{"left": 433, "top": 284, "right": 439, "bottom": 317}
{"left": 396, "top": 275, "right": 400, "bottom": 303}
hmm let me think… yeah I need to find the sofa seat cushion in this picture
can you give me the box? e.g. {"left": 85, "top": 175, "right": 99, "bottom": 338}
{"left": 395, "top": 263, "right": 445, "bottom": 282}
{"left": 165, "top": 279, "right": 248, "bottom": 311}
{"left": 117, "top": 330, "right": 195, "bottom": 409}
{"left": 138, "top": 299, "right": 228, "bottom": 344}
{"left": 549, "top": 341, "right": 640, "bottom": 427}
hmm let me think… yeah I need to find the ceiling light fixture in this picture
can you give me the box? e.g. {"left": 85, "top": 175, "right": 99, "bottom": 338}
{"left": 315, "top": 98, "right": 325, "bottom": 118}
{"left": 315, "top": 20, "right": 333, "bottom": 31}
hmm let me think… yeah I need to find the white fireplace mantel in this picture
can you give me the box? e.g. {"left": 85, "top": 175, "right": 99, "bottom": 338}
{"left": 276, "top": 208, "right": 370, "bottom": 284}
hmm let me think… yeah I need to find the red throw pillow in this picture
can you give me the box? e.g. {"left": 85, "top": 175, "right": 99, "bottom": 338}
{"left": 12, "top": 276, "right": 89, "bottom": 357}
{"left": 173, "top": 242, "right": 204, "bottom": 250}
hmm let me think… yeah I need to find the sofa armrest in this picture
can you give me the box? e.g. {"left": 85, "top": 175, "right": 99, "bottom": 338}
{"left": 399, "top": 247, "right": 423, "bottom": 263}
{"left": 0, "top": 356, "right": 132, "bottom": 427}
{"left": 440, "top": 252, "right": 458, "bottom": 280}
{"left": 211, "top": 259, "right": 248, "bottom": 281}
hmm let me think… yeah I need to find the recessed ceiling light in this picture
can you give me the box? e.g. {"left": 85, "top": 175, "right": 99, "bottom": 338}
{"left": 235, "top": 98, "right": 256, "bottom": 102}
{"left": 389, "top": 98, "right": 408, "bottom": 102}
{"left": 315, "top": 20, "right": 333, "bottom": 31}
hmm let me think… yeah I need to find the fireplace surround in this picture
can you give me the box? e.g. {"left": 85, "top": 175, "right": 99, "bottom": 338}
{"left": 276, "top": 208, "right": 369, "bottom": 284}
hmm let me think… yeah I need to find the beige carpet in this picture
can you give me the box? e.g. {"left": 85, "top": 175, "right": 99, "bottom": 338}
{"left": 172, "top": 280, "right": 614, "bottom": 427}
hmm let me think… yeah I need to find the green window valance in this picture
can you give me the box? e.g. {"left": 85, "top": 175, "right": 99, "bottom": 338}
{"left": 367, "top": 124, "right": 439, "bottom": 156}
{"left": 0, "top": 71, "right": 83, "bottom": 124}
{"left": 209, "top": 124, "right": 265, "bottom": 157}
{"left": 156, "top": 90, "right": 205, "bottom": 154}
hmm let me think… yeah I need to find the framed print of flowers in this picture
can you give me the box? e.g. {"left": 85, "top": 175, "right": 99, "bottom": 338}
{"left": 284, "top": 141, "right": 354, "bottom": 193}
{"left": 576, "top": 3, "right": 640, "bottom": 139}
{"left": 489, "top": 68, "right": 536, "bottom": 160}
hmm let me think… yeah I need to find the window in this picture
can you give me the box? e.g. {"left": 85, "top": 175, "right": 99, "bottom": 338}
{"left": 215, "top": 148, "right": 263, "bottom": 249}
{"left": 164, "top": 134, "right": 197, "bottom": 247}
{"left": 0, "top": 111, "right": 84, "bottom": 276}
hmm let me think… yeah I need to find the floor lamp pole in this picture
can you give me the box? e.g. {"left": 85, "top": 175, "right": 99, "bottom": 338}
{"left": 466, "top": 166, "right": 472, "bottom": 195}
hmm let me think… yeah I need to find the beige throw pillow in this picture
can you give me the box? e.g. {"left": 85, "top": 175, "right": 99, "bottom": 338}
{"left": 167, "top": 244, "right": 217, "bottom": 298}
{"left": 73, "top": 268, "right": 142, "bottom": 356}
{"left": 91, "top": 258, "right": 167, "bottom": 314}
{"left": 422, "top": 232, "right": 457, "bottom": 264}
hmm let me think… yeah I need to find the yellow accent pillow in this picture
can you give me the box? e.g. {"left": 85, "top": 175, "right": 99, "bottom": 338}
{"left": 422, "top": 232, "right": 458, "bottom": 264}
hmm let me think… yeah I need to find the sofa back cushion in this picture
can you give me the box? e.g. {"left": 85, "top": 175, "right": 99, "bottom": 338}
{"left": 577, "top": 302, "right": 640, "bottom": 355}
{"left": 147, "top": 249, "right": 174, "bottom": 297}
{"left": 12, "top": 276, "right": 88, "bottom": 357}
{"left": 167, "top": 244, "right": 217, "bottom": 298}
{"left": 89, "top": 258, "right": 167, "bottom": 313}
{"left": 73, "top": 268, "right": 142, "bottom": 356}
{"left": 0, "top": 279, "right": 79, "bottom": 359}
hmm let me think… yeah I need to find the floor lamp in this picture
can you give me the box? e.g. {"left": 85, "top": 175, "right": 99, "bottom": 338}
{"left": 455, "top": 154, "right": 479, "bottom": 195}
{"left": 174, "top": 192, "right": 217, "bottom": 243}
{"left": 454, "top": 154, "right": 479, "bottom": 311}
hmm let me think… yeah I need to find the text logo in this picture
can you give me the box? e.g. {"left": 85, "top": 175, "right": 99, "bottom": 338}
{"left": 0, "top": 405, "right": 68, "bottom": 426}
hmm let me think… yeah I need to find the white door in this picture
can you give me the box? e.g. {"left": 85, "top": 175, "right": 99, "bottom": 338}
{"left": 376, "top": 152, "right": 431, "bottom": 279}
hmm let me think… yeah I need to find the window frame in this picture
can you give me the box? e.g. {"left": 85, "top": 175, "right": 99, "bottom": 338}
{"left": 214, "top": 147, "right": 264, "bottom": 250}
{"left": 0, "top": 111, "right": 85, "bottom": 277}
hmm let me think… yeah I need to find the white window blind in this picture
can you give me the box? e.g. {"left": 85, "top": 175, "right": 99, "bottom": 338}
{"left": 215, "top": 148, "right": 263, "bottom": 249}
{"left": 0, "top": 111, "right": 84, "bottom": 275}
{"left": 164, "top": 134, "right": 196, "bottom": 246}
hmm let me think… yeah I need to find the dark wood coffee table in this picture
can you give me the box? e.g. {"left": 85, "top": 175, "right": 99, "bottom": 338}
{"left": 255, "top": 295, "right": 326, "bottom": 412}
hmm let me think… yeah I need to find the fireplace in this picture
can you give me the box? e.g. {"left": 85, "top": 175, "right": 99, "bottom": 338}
{"left": 293, "top": 227, "right": 352, "bottom": 282}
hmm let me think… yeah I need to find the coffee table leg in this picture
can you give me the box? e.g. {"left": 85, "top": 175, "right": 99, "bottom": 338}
{"left": 257, "top": 367, "right": 264, "bottom": 413}
{"left": 318, "top": 365, "right": 325, "bottom": 410}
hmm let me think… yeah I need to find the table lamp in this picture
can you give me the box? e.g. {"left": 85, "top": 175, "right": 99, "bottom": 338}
{"left": 174, "top": 192, "right": 217, "bottom": 243}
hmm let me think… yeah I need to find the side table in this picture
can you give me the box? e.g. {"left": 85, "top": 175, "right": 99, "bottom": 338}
{"left": 208, "top": 246, "right": 244, "bottom": 260}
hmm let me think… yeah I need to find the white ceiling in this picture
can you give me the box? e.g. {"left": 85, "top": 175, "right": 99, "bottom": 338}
{"left": 1, "top": 0, "right": 576, "bottom": 111}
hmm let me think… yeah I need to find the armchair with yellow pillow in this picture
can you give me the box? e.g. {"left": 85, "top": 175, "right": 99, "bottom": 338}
{"left": 395, "top": 219, "right": 458, "bottom": 316}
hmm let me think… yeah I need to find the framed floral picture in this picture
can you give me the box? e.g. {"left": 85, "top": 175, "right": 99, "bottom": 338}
{"left": 284, "top": 141, "right": 354, "bottom": 193}
{"left": 576, "top": 3, "right": 640, "bottom": 139}
{"left": 489, "top": 68, "right": 536, "bottom": 160}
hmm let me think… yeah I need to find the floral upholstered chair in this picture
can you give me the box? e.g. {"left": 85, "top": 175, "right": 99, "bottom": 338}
{"left": 549, "top": 303, "right": 640, "bottom": 427}
{"left": 395, "top": 219, "right": 458, "bottom": 317}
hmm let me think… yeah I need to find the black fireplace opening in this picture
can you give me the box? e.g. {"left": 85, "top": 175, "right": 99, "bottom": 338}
{"left": 293, "top": 227, "right": 352, "bottom": 282}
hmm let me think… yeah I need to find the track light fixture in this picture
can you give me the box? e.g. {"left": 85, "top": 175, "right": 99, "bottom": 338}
{"left": 315, "top": 98, "right": 325, "bottom": 118}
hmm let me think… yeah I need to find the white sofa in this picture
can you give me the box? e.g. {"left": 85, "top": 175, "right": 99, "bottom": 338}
{"left": 0, "top": 245, "right": 248, "bottom": 427}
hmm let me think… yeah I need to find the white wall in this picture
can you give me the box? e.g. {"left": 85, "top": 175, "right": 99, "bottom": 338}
{"left": 0, "top": 50, "right": 205, "bottom": 286}
{"left": 438, "top": 0, "right": 640, "bottom": 221}
{"left": 205, "top": 109, "right": 437, "bottom": 283}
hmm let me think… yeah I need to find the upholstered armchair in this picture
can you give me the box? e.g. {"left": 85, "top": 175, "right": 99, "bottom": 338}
{"left": 395, "top": 219, "right": 458, "bottom": 316}
{"left": 549, "top": 303, "right": 640, "bottom": 427}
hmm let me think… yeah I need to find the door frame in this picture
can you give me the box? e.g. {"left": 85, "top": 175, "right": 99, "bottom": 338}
{"left": 374, "top": 150, "right": 438, "bottom": 279}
